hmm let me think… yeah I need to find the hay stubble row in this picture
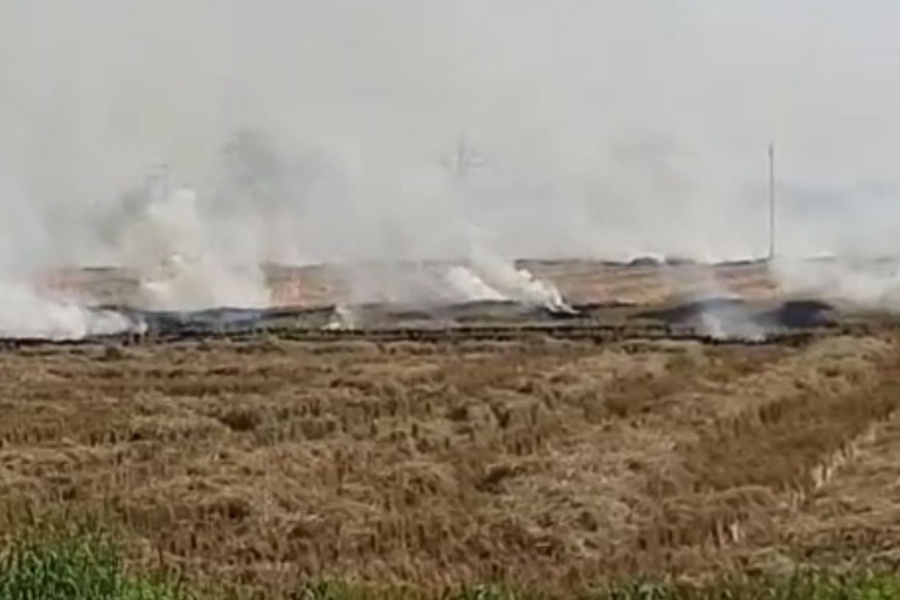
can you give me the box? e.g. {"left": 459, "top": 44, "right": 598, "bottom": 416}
{"left": 0, "top": 330, "right": 898, "bottom": 596}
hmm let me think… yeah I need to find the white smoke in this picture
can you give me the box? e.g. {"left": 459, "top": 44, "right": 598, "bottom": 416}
{"left": 661, "top": 263, "right": 768, "bottom": 342}
{"left": 0, "top": 282, "right": 133, "bottom": 340}
{"left": 119, "top": 186, "right": 271, "bottom": 310}
{"left": 5, "top": 1, "right": 900, "bottom": 269}
{"left": 442, "top": 266, "right": 506, "bottom": 302}
{"left": 697, "top": 302, "right": 767, "bottom": 343}
{"left": 1, "top": 1, "right": 900, "bottom": 338}
{"left": 338, "top": 254, "right": 570, "bottom": 310}
{"left": 466, "top": 248, "right": 572, "bottom": 311}
{"left": 322, "top": 304, "right": 356, "bottom": 331}
{"left": 0, "top": 165, "right": 134, "bottom": 339}
{"left": 771, "top": 256, "right": 900, "bottom": 312}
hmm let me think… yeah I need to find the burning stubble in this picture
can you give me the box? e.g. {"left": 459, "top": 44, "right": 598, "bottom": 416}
{"left": 1, "top": 2, "right": 900, "bottom": 336}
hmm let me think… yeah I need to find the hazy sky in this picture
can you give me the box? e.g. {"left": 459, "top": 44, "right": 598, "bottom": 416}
{"left": 2, "top": 0, "right": 900, "bottom": 269}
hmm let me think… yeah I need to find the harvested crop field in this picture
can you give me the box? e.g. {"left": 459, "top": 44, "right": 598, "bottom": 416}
{"left": 36, "top": 258, "right": 779, "bottom": 308}
{"left": 2, "top": 324, "right": 900, "bottom": 597}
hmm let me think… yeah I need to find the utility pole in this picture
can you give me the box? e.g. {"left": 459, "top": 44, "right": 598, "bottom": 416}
{"left": 447, "top": 132, "right": 485, "bottom": 184}
{"left": 768, "top": 141, "right": 776, "bottom": 261}
{"left": 146, "top": 162, "right": 170, "bottom": 204}
{"left": 452, "top": 135, "right": 473, "bottom": 182}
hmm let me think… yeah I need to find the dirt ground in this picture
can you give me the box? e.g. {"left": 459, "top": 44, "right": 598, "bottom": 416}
{"left": 1, "top": 324, "right": 899, "bottom": 596}
{"left": 35, "top": 258, "right": 778, "bottom": 308}
{"left": 269, "top": 259, "right": 779, "bottom": 307}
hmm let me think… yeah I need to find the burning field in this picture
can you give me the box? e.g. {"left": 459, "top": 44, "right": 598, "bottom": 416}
{"left": 3, "top": 258, "right": 900, "bottom": 598}
{"left": 5, "top": 138, "right": 900, "bottom": 598}
{"left": 8, "top": 3, "right": 900, "bottom": 596}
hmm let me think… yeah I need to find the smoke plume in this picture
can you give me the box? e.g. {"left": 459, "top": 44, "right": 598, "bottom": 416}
{"left": 1, "top": 1, "right": 900, "bottom": 334}
{"left": 443, "top": 266, "right": 506, "bottom": 303}
{"left": 661, "top": 263, "right": 768, "bottom": 342}
{"left": 0, "top": 281, "right": 133, "bottom": 340}
{"left": 772, "top": 257, "right": 900, "bottom": 312}
{"left": 118, "top": 186, "right": 270, "bottom": 310}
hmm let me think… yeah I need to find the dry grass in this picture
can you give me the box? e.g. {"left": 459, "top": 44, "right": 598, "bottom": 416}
{"left": 264, "top": 260, "right": 779, "bottom": 307}
{"left": 0, "top": 329, "right": 897, "bottom": 597}
{"left": 38, "top": 259, "right": 779, "bottom": 307}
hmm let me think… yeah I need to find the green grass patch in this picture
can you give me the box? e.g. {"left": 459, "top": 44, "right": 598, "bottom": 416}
{"left": 0, "top": 528, "right": 899, "bottom": 599}
{"left": 0, "top": 527, "right": 195, "bottom": 600}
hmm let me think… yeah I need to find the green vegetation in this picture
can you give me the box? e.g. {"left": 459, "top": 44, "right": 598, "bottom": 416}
{"left": 2, "top": 529, "right": 900, "bottom": 600}
{"left": 0, "top": 528, "right": 195, "bottom": 600}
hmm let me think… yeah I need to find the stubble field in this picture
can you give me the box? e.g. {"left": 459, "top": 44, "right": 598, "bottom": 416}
{"left": 5, "top": 260, "right": 900, "bottom": 598}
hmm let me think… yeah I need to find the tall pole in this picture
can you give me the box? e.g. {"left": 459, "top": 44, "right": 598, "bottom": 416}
{"left": 455, "top": 135, "right": 469, "bottom": 181}
{"left": 768, "top": 141, "right": 776, "bottom": 261}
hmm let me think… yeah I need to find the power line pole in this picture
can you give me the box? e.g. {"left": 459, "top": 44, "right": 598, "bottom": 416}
{"left": 446, "top": 132, "right": 485, "bottom": 184}
{"left": 768, "top": 141, "right": 776, "bottom": 261}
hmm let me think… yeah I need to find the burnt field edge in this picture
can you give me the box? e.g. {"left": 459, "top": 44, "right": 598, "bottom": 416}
{"left": 0, "top": 322, "right": 849, "bottom": 352}
{"left": 4, "top": 296, "right": 895, "bottom": 349}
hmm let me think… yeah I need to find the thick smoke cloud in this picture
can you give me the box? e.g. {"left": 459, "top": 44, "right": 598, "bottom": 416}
{"left": 1, "top": 1, "right": 900, "bottom": 318}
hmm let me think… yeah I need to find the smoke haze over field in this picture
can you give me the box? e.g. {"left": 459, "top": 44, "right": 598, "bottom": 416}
{"left": 2, "top": 1, "right": 900, "bottom": 277}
